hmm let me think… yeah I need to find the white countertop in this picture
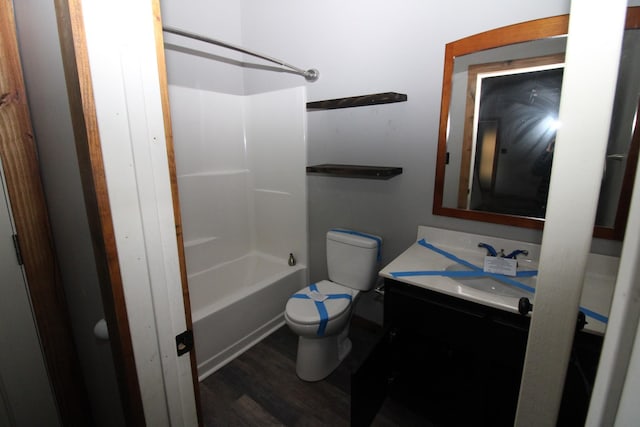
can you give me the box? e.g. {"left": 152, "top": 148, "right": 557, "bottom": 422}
{"left": 379, "top": 226, "right": 619, "bottom": 335}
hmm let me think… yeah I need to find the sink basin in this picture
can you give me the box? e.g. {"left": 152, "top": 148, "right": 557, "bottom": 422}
{"left": 379, "top": 226, "right": 618, "bottom": 334}
{"left": 444, "top": 262, "right": 537, "bottom": 299}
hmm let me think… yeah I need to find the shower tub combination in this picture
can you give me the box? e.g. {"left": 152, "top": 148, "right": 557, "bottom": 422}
{"left": 168, "top": 85, "right": 308, "bottom": 380}
{"left": 189, "top": 253, "right": 306, "bottom": 380}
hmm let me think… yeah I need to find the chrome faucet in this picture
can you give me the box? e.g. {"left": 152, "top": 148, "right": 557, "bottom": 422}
{"left": 504, "top": 249, "right": 529, "bottom": 259}
{"left": 478, "top": 242, "right": 498, "bottom": 257}
{"left": 479, "top": 243, "right": 528, "bottom": 259}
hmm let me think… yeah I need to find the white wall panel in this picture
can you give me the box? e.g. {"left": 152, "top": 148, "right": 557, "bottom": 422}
{"left": 245, "top": 87, "right": 308, "bottom": 266}
{"left": 169, "top": 86, "right": 247, "bottom": 174}
{"left": 178, "top": 173, "right": 252, "bottom": 267}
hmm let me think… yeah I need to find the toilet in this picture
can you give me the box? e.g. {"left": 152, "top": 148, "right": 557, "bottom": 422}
{"left": 285, "top": 228, "right": 382, "bottom": 381}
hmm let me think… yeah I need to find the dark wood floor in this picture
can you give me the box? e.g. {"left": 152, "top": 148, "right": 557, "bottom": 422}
{"left": 199, "top": 317, "right": 432, "bottom": 426}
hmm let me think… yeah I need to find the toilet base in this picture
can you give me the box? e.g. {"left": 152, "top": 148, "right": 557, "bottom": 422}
{"left": 295, "top": 327, "right": 352, "bottom": 382}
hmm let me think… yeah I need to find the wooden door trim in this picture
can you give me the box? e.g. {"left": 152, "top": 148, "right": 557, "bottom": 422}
{"left": 151, "top": 2, "right": 203, "bottom": 425}
{"left": 53, "top": 0, "right": 146, "bottom": 424}
{"left": 0, "top": 1, "right": 91, "bottom": 424}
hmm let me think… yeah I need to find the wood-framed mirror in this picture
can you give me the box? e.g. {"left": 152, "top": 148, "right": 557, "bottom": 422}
{"left": 433, "top": 7, "right": 640, "bottom": 240}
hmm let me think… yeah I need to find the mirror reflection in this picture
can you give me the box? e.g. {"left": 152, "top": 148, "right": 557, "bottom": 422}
{"left": 434, "top": 10, "right": 640, "bottom": 239}
{"left": 459, "top": 56, "right": 563, "bottom": 217}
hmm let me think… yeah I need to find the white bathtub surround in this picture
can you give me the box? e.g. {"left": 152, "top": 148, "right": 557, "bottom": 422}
{"left": 379, "top": 226, "right": 619, "bottom": 335}
{"left": 169, "top": 85, "right": 308, "bottom": 379}
{"left": 191, "top": 253, "right": 306, "bottom": 380}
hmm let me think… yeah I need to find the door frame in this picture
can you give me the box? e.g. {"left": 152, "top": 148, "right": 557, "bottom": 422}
{"left": 0, "top": 1, "right": 91, "bottom": 424}
{"left": 152, "top": 1, "right": 203, "bottom": 421}
{"left": 54, "top": 0, "right": 201, "bottom": 425}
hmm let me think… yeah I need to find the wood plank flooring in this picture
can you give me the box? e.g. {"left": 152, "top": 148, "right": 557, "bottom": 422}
{"left": 199, "top": 317, "right": 431, "bottom": 426}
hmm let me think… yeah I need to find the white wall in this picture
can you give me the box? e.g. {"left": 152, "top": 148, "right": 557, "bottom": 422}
{"left": 161, "top": 1, "right": 244, "bottom": 94}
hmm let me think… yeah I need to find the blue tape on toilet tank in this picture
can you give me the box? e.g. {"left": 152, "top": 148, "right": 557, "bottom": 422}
{"left": 389, "top": 239, "right": 608, "bottom": 324}
{"left": 330, "top": 228, "right": 382, "bottom": 261}
{"left": 290, "top": 283, "right": 352, "bottom": 336}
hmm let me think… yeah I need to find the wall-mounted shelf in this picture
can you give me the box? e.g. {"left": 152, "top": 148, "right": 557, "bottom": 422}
{"left": 306, "top": 164, "right": 403, "bottom": 180}
{"left": 306, "top": 92, "right": 407, "bottom": 110}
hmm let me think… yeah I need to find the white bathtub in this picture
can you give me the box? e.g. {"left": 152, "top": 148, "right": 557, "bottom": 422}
{"left": 188, "top": 252, "right": 307, "bottom": 380}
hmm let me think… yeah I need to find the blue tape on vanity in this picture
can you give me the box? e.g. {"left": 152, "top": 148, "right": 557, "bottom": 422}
{"left": 414, "top": 239, "right": 537, "bottom": 294}
{"left": 389, "top": 239, "right": 608, "bottom": 324}
{"left": 330, "top": 228, "right": 382, "bottom": 261}
{"left": 290, "top": 283, "right": 353, "bottom": 336}
{"left": 392, "top": 270, "right": 492, "bottom": 278}
{"left": 579, "top": 307, "right": 608, "bottom": 324}
{"left": 417, "top": 238, "right": 482, "bottom": 271}
{"left": 390, "top": 269, "right": 537, "bottom": 294}
{"left": 391, "top": 269, "right": 539, "bottom": 279}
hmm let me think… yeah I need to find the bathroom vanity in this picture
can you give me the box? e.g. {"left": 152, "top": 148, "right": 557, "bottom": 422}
{"left": 352, "top": 226, "right": 618, "bottom": 426}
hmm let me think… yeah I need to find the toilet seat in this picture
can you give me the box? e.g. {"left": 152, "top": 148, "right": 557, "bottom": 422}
{"left": 286, "top": 280, "right": 356, "bottom": 336}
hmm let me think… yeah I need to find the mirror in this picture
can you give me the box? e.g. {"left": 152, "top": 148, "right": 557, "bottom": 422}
{"left": 434, "top": 8, "right": 640, "bottom": 240}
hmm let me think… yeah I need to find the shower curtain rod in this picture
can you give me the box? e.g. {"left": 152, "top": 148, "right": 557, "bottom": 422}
{"left": 162, "top": 26, "right": 319, "bottom": 82}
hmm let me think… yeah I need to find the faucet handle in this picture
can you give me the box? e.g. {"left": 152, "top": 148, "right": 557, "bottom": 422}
{"left": 478, "top": 242, "right": 498, "bottom": 257}
{"left": 504, "top": 249, "right": 529, "bottom": 259}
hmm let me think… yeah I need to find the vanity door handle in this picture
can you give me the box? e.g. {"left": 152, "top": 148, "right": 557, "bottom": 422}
{"left": 518, "top": 297, "right": 533, "bottom": 315}
{"left": 607, "top": 153, "right": 625, "bottom": 161}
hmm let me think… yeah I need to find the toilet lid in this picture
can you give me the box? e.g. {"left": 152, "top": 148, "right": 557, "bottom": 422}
{"left": 286, "top": 280, "right": 355, "bottom": 325}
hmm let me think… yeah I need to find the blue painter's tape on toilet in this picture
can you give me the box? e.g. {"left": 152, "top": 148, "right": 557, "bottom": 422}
{"left": 284, "top": 229, "right": 382, "bottom": 381}
{"left": 290, "top": 283, "right": 353, "bottom": 336}
{"left": 329, "top": 228, "right": 382, "bottom": 261}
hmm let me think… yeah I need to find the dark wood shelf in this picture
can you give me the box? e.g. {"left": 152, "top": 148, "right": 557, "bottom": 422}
{"left": 306, "top": 92, "right": 407, "bottom": 110}
{"left": 306, "top": 164, "right": 402, "bottom": 180}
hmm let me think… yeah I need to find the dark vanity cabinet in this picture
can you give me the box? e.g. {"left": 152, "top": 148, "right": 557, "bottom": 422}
{"left": 351, "top": 279, "right": 603, "bottom": 426}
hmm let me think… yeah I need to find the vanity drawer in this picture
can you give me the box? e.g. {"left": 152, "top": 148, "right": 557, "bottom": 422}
{"left": 383, "top": 279, "right": 529, "bottom": 361}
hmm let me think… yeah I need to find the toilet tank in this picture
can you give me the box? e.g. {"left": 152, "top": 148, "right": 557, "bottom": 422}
{"left": 326, "top": 229, "right": 382, "bottom": 291}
